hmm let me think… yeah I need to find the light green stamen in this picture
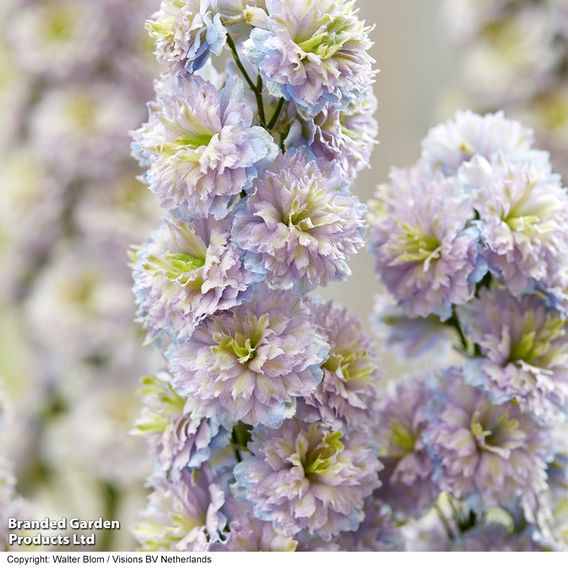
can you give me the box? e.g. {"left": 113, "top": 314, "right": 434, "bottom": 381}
{"left": 214, "top": 315, "right": 269, "bottom": 365}
{"left": 389, "top": 419, "right": 415, "bottom": 454}
{"left": 144, "top": 252, "right": 205, "bottom": 284}
{"left": 323, "top": 349, "right": 372, "bottom": 382}
{"left": 509, "top": 313, "right": 564, "bottom": 366}
{"left": 394, "top": 224, "right": 441, "bottom": 267}
{"left": 304, "top": 431, "right": 344, "bottom": 477}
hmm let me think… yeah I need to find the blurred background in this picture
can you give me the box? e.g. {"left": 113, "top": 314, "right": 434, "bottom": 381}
{"left": 0, "top": 0, "right": 565, "bottom": 551}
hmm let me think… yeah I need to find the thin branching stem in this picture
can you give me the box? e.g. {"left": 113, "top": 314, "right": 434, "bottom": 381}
{"left": 447, "top": 307, "right": 468, "bottom": 352}
{"left": 226, "top": 33, "right": 274, "bottom": 129}
{"left": 268, "top": 97, "right": 285, "bottom": 130}
{"left": 255, "top": 74, "right": 267, "bottom": 127}
{"left": 226, "top": 33, "right": 256, "bottom": 91}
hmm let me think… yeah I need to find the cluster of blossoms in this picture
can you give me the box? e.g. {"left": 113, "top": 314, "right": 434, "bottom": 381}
{"left": 132, "top": 0, "right": 393, "bottom": 551}
{"left": 0, "top": 0, "right": 163, "bottom": 548}
{"left": 369, "top": 111, "right": 568, "bottom": 550}
{"left": 443, "top": 0, "right": 568, "bottom": 179}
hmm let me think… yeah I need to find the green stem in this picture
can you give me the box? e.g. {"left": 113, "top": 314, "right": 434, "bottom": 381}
{"left": 226, "top": 34, "right": 269, "bottom": 129}
{"left": 447, "top": 307, "right": 468, "bottom": 352}
{"left": 255, "top": 75, "right": 267, "bottom": 127}
{"left": 231, "top": 421, "right": 252, "bottom": 462}
{"left": 231, "top": 426, "right": 242, "bottom": 462}
{"left": 226, "top": 34, "right": 256, "bottom": 91}
{"left": 268, "top": 98, "right": 285, "bottom": 130}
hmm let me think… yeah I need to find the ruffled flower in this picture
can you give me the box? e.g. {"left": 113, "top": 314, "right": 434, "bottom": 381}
{"left": 304, "top": 497, "right": 403, "bottom": 551}
{"left": 133, "top": 75, "right": 278, "bottom": 217}
{"left": 459, "top": 286, "right": 568, "bottom": 424}
{"left": 370, "top": 161, "right": 486, "bottom": 320}
{"left": 461, "top": 155, "right": 568, "bottom": 296}
{"left": 133, "top": 214, "right": 254, "bottom": 342}
{"left": 243, "top": 0, "right": 375, "bottom": 115}
{"left": 233, "top": 152, "right": 366, "bottom": 291}
{"left": 134, "top": 467, "right": 227, "bottom": 551}
{"left": 146, "top": 0, "right": 226, "bottom": 75}
{"left": 427, "top": 368, "right": 551, "bottom": 508}
{"left": 167, "top": 284, "right": 328, "bottom": 427}
{"left": 212, "top": 0, "right": 267, "bottom": 39}
{"left": 374, "top": 378, "right": 439, "bottom": 517}
{"left": 421, "top": 111, "right": 550, "bottom": 176}
{"left": 135, "top": 373, "right": 229, "bottom": 479}
{"left": 522, "top": 426, "right": 568, "bottom": 550}
{"left": 299, "top": 298, "right": 382, "bottom": 430}
{"left": 211, "top": 497, "right": 297, "bottom": 551}
{"left": 233, "top": 418, "right": 381, "bottom": 540}
{"left": 287, "top": 91, "right": 378, "bottom": 181}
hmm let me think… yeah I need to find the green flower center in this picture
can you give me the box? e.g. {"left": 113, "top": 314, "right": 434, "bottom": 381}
{"left": 224, "top": 335, "right": 257, "bottom": 364}
{"left": 470, "top": 410, "right": 521, "bottom": 457}
{"left": 388, "top": 419, "right": 416, "bottom": 456}
{"left": 146, "top": 0, "right": 186, "bottom": 42}
{"left": 500, "top": 180, "right": 550, "bottom": 236}
{"left": 147, "top": 17, "right": 175, "bottom": 40}
{"left": 158, "top": 132, "right": 215, "bottom": 156}
{"left": 157, "top": 105, "right": 216, "bottom": 157}
{"left": 215, "top": 314, "right": 270, "bottom": 366}
{"left": 509, "top": 312, "right": 564, "bottom": 367}
{"left": 135, "top": 375, "right": 186, "bottom": 435}
{"left": 173, "top": 133, "right": 215, "bottom": 150}
{"left": 323, "top": 348, "right": 372, "bottom": 383}
{"left": 286, "top": 191, "right": 318, "bottom": 228}
{"left": 298, "top": 17, "right": 348, "bottom": 56}
{"left": 144, "top": 252, "right": 205, "bottom": 284}
{"left": 302, "top": 431, "right": 343, "bottom": 478}
{"left": 393, "top": 224, "right": 441, "bottom": 267}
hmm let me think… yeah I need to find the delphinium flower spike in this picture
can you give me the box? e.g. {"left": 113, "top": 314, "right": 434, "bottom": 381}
{"left": 132, "top": 0, "right": 385, "bottom": 551}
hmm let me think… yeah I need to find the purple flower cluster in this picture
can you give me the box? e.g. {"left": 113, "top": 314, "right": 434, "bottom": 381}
{"left": 370, "top": 112, "right": 568, "bottom": 551}
{"left": 371, "top": 111, "right": 568, "bottom": 324}
{"left": 133, "top": 0, "right": 382, "bottom": 552}
{"left": 233, "top": 419, "right": 381, "bottom": 540}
